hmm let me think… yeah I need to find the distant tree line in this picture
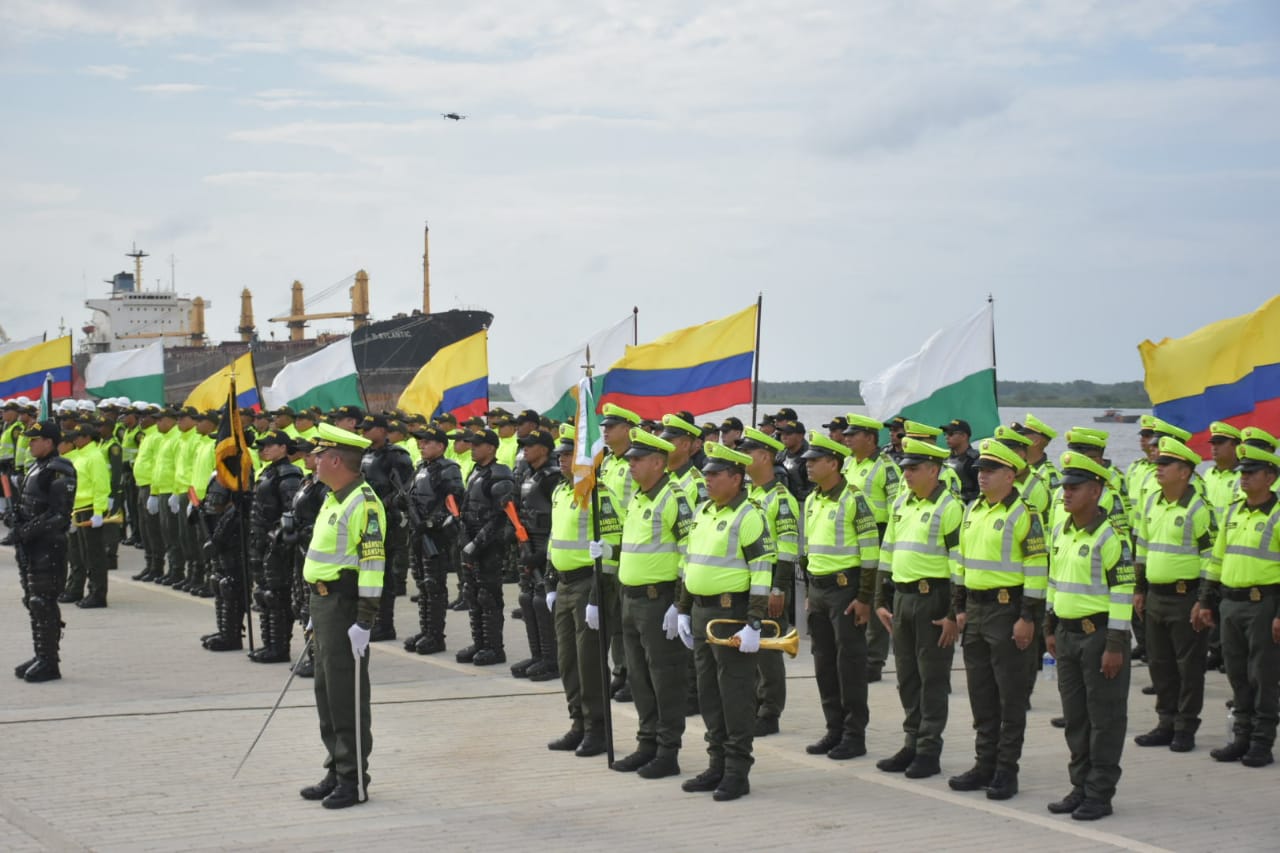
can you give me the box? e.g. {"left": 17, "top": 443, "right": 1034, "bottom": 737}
{"left": 491, "top": 379, "right": 1151, "bottom": 409}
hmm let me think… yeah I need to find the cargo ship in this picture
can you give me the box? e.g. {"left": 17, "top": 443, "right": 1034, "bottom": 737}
{"left": 76, "top": 227, "right": 493, "bottom": 410}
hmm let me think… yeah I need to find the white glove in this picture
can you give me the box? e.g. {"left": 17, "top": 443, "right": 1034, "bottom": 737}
{"left": 107, "top": 498, "right": 115, "bottom": 512}
{"left": 585, "top": 603, "right": 600, "bottom": 630}
{"left": 545, "top": 591, "right": 557, "bottom": 612}
{"left": 734, "top": 623, "right": 761, "bottom": 654}
{"left": 305, "top": 618, "right": 313, "bottom": 633}
{"left": 347, "top": 623, "right": 371, "bottom": 658}
{"left": 677, "top": 614, "right": 694, "bottom": 649}
{"left": 168, "top": 494, "right": 180, "bottom": 513}
{"left": 662, "top": 604, "right": 680, "bottom": 640}
{"left": 147, "top": 496, "right": 160, "bottom": 515}
{"left": 442, "top": 515, "right": 456, "bottom": 529}
{"left": 462, "top": 540, "right": 477, "bottom": 556}
{"left": 588, "top": 540, "right": 613, "bottom": 561}
{"left": 90, "top": 514, "right": 104, "bottom": 528}
{"left": 186, "top": 501, "right": 196, "bottom": 518}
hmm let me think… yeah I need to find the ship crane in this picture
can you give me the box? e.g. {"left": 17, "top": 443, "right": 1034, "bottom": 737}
{"left": 267, "top": 270, "right": 370, "bottom": 342}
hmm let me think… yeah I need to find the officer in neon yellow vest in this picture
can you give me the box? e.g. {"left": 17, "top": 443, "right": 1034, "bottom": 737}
{"left": 675, "top": 442, "right": 774, "bottom": 802}
{"left": 660, "top": 413, "right": 708, "bottom": 508}
{"left": 1197, "top": 442, "right": 1280, "bottom": 768}
{"left": 1131, "top": 437, "right": 1215, "bottom": 754}
{"left": 130, "top": 405, "right": 164, "bottom": 582}
{"left": 1014, "top": 413, "right": 1060, "bottom": 492}
{"left": 875, "top": 436, "right": 962, "bottom": 779}
{"left": 1202, "top": 422, "right": 1242, "bottom": 515}
{"left": 64, "top": 424, "right": 110, "bottom": 607}
{"left": 841, "top": 414, "right": 900, "bottom": 684}
{"left": 1044, "top": 452, "right": 1134, "bottom": 822}
{"left": 596, "top": 403, "right": 641, "bottom": 697}
{"left": 1238, "top": 426, "right": 1280, "bottom": 495}
{"left": 740, "top": 427, "right": 799, "bottom": 737}
{"left": 903, "top": 421, "right": 962, "bottom": 498}
{"left": 951, "top": 440, "right": 1048, "bottom": 801}
{"left": 299, "top": 423, "right": 386, "bottom": 809}
{"left": 992, "top": 426, "right": 1050, "bottom": 518}
{"left": 803, "top": 432, "right": 881, "bottom": 761}
{"left": 602, "top": 428, "right": 693, "bottom": 778}
{"left": 545, "top": 425, "right": 623, "bottom": 758}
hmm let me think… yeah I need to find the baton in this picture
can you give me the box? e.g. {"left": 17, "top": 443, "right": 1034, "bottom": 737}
{"left": 232, "top": 635, "right": 313, "bottom": 779}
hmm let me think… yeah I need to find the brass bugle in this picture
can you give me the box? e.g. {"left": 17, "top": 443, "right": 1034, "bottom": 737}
{"left": 705, "top": 618, "right": 800, "bottom": 658}
{"left": 75, "top": 511, "right": 125, "bottom": 528}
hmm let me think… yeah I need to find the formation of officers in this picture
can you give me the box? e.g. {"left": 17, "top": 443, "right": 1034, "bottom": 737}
{"left": 5, "top": 394, "right": 1279, "bottom": 814}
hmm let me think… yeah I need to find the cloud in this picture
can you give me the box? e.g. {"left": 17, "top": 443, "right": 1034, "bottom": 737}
{"left": 134, "top": 82, "right": 210, "bottom": 94}
{"left": 1161, "top": 41, "right": 1279, "bottom": 69}
{"left": 82, "top": 64, "right": 135, "bottom": 79}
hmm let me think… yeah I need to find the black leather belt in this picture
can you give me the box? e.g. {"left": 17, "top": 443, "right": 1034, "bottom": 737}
{"left": 1222, "top": 584, "right": 1280, "bottom": 602}
{"left": 692, "top": 591, "right": 748, "bottom": 608}
{"left": 1148, "top": 580, "right": 1196, "bottom": 596}
{"left": 621, "top": 581, "right": 676, "bottom": 599}
{"left": 810, "top": 568, "right": 860, "bottom": 590}
{"left": 556, "top": 565, "right": 594, "bottom": 584}
{"left": 1058, "top": 612, "right": 1108, "bottom": 634}
{"left": 967, "top": 586, "right": 1023, "bottom": 604}
{"left": 895, "top": 578, "right": 950, "bottom": 595}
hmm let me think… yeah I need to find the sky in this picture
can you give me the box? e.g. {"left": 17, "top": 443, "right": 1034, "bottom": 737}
{"left": 2, "top": 0, "right": 1278, "bottom": 385}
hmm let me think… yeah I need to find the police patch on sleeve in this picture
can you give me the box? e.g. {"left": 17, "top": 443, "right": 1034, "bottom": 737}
{"left": 359, "top": 510, "right": 385, "bottom": 561}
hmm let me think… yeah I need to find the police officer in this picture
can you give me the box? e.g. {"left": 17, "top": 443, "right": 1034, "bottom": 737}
{"left": 201, "top": 458, "right": 249, "bottom": 653}
{"left": 719, "top": 416, "right": 744, "bottom": 448}
{"left": 1200, "top": 421, "right": 1242, "bottom": 671}
{"left": 11, "top": 421, "right": 76, "bottom": 683}
{"left": 64, "top": 424, "right": 110, "bottom": 607}
{"left": 131, "top": 405, "right": 165, "bottom": 582}
{"left": 358, "top": 414, "right": 414, "bottom": 640}
{"left": 177, "top": 409, "right": 216, "bottom": 595}
{"left": 597, "top": 403, "right": 641, "bottom": 697}
{"left": 545, "top": 425, "right": 623, "bottom": 756}
{"left": 118, "top": 402, "right": 143, "bottom": 547}
{"left": 994, "top": 426, "right": 1051, "bottom": 519}
{"left": 605, "top": 429, "right": 693, "bottom": 776}
{"left": 1045, "top": 451, "right": 1134, "bottom": 821}
{"left": 660, "top": 414, "right": 708, "bottom": 508}
{"left": 284, "top": 438, "right": 328, "bottom": 673}
{"left": 841, "top": 414, "right": 900, "bottom": 683}
{"left": 250, "top": 429, "right": 303, "bottom": 663}
{"left": 1131, "top": 437, "right": 1214, "bottom": 752}
{"left": 299, "top": 423, "right": 385, "bottom": 809}
{"left": 1198, "top": 442, "right": 1280, "bottom": 768}
{"left": 1015, "top": 414, "right": 1060, "bottom": 492}
{"left": 153, "top": 407, "right": 187, "bottom": 586}
{"left": 95, "top": 412, "right": 125, "bottom": 575}
{"left": 775, "top": 419, "right": 812, "bottom": 501}
{"left": 950, "top": 440, "right": 1048, "bottom": 800}
{"left": 740, "top": 427, "right": 799, "bottom": 736}
{"left": 884, "top": 416, "right": 907, "bottom": 467}
{"left": 802, "top": 432, "right": 881, "bottom": 760}
{"left": 874, "top": 436, "right": 963, "bottom": 779}
{"left": 676, "top": 442, "right": 775, "bottom": 802}
{"left": 456, "top": 427, "right": 517, "bottom": 666}
{"left": 942, "top": 419, "right": 981, "bottom": 502}
{"left": 402, "top": 425, "right": 463, "bottom": 656}
{"left": 510, "top": 427, "right": 562, "bottom": 679}
{"left": 903, "top": 421, "right": 962, "bottom": 497}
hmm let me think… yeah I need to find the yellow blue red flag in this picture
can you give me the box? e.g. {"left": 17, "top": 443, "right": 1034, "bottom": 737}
{"left": 1139, "top": 294, "right": 1280, "bottom": 453}
{"left": 184, "top": 352, "right": 261, "bottom": 412}
{"left": 0, "top": 336, "right": 73, "bottom": 400}
{"left": 397, "top": 330, "right": 488, "bottom": 420}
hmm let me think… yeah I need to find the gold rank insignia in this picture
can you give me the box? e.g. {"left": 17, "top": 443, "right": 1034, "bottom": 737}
{"left": 1175, "top": 580, "right": 1187, "bottom": 595}
{"left": 997, "top": 588, "right": 1010, "bottom": 605}
{"left": 720, "top": 593, "right": 733, "bottom": 608}
{"left": 1082, "top": 617, "right": 1096, "bottom": 634}
{"left": 918, "top": 579, "right": 930, "bottom": 594}
{"left": 1250, "top": 587, "right": 1262, "bottom": 602}
{"left": 836, "top": 573, "right": 848, "bottom": 587}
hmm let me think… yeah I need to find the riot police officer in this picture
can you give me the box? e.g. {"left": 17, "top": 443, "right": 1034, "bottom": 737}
{"left": 456, "top": 428, "right": 517, "bottom": 666}
{"left": 250, "top": 429, "right": 303, "bottom": 663}
{"left": 286, "top": 438, "right": 329, "bottom": 675}
{"left": 358, "top": 414, "right": 414, "bottom": 641}
{"left": 511, "top": 427, "right": 563, "bottom": 681}
{"left": 402, "top": 426, "right": 463, "bottom": 655}
{"left": 201, "top": 472, "right": 248, "bottom": 652}
{"left": 11, "top": 421, "right": 77, "bottom": 683}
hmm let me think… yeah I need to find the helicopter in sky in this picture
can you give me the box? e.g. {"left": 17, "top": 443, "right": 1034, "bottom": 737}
{"left": 441, "top": 113, "right": 467, "bottom": 121}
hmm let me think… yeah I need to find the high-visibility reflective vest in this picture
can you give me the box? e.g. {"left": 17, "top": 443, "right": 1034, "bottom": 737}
{"left": 881, "top": 484, "right": 962, "bottom": 583}
{"left": 750, "top": 478, "right": 799, "bottom": 563}
{"left": 958, "top": 491, "right": 1048, "bottom": 598}
{"left": 1208, "top": 495, "right": 1280, "bottom": 589}
{"left": 843, "top": 453, "right": 900, "bottom": 525}
{"left": 1135, "top": 489, "right": 1214, "bottom": 584}
{"left": 600, "top": 453, "right": 636, "bottom": 508}
{"left": 670, "top": 462, "right": 707, "bottom": 509}
{"left": 548, "top": 481, "right": 623, "bottom": 574}
{"left": 1048, "top": 512, "right": 1134, "bottom": 631}
{"left": 1200, "top": 465, "right": 1241, "bottom": 516}
{"left": 132, "top": 425, "right": 160, "bottom": 487}
{"left": 803, "top": 482, "right": 880, "bottom": 575}
{"left": 617, "top": 475, "right": 692, "bottom": 586}
{"left": 303, "top": 480, "right": 386, "bottom": 599}
{"left": 682, "top": 493, "right": 774, "bottom": 596}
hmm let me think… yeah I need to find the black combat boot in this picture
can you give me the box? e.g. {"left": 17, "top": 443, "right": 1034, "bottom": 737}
{"left": 526, "top": 599, "right": 559, "bottom": 681}
{"left": 250, "top": 609, "right": 292, "bottom": 663}
{"left": 202, "top": 595, "right": 226, "bottom": 645}
{"left": 455, "top": 588, "right": 483, "bottom": 663}
{"left": 472, "top": 590, "right": 506, "bottom": 666}
{"left": 414, "top": 575, "right": 447, "bottom": 654}
{"left": 23, "top": 604, "right": 62, "bottom": 683}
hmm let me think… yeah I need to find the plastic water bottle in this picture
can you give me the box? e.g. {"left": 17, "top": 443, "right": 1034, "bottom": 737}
{"left": 1041, "top": 652, "right": 1057, "bottom": 682}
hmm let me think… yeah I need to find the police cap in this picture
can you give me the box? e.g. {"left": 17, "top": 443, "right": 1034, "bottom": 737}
{"left": 702, "top": 442, "right": 751, "bottom": 474}
{"left": 800, "top": 431, "right": 850, "bottom": 460}
{"left": 975, "top": 439, "right": 1025, "bottom": 472}
{"left": 23, "top": 420, "right": 60, "bottom": 442}
{"left": 1155, "top": 437, "right": 1200, "bottom": 468}
{"left": 314, "top": 422, "right": 371, "bottom": 451}
{"left": 898, "top": 437, "right": 950, "bottom": 466}
{"left": 659, "top": 413, "right": 701, "bottom": 440}
{"left": 469, "top": 428, "right": 500, "bottom": 447}
{"left": 737, "top": 426, "right": 783, "bottom": 454}
{"left": 518, "top": 428, "right": 555, "bottom": 450}
{"left": 1059, "top": 451, "right": 1110, "bottom": 485}
{"left": 624, "top": 428, "right": 674, "bottom": 458}
{"left": 1237, "top": 443, "right": 1280, "bottom": 473}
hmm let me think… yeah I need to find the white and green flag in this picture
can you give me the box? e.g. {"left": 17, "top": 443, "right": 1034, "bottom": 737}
{"left": 572, "top": 374, "right": 605, "bottom": 504}
{"left": 85, "top": 341, "right": 165, "bottom": 403}
{"left": 262, "top": 336, "right": 362, "bottom": 411}
{"left": 861, "top": 302, "right": 999, "bottom": 440}
{"left": 510, "top": 315, "right": 632, "bottom": 422}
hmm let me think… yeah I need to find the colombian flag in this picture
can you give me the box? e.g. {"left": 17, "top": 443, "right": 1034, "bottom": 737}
{"left": 184, "top": 352, "right": 261, "bottom": 412}
{"left": 1139, "top": 294, "right": 1280, "bottom": 455}
{"left": 600, "top": 304, "right": 757, "bottom": 419}
{"left": 0, "top": 336, "right": 73, "bottom": 400}
{"left": 398, "top": 330, "right": 488, "bottom": 421}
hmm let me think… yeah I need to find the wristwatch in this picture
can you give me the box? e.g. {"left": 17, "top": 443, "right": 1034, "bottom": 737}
{"left": 747, "top": 617, "right": 763, "bottom": 632}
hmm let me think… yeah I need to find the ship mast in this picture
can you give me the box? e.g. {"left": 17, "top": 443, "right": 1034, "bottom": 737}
{"left": 422, "top": 221, "right": 431, "bottom": 315}
{"left": 126, "top": 244, "right": 148, "bottom": 293}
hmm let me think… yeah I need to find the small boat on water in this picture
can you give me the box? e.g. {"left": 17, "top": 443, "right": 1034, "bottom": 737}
{"left": 1093, "top": 409, "right": 1140, "bottom": 424}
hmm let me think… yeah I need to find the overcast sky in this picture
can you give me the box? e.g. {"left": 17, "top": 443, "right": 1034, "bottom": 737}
{"left": 2, "top": 1, "right": 1277, "bottom": 384}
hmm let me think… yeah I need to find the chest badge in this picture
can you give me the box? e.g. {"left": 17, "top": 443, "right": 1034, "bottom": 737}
{"left": 1078, "top": 545, "right": 1089, "bottom": 557}
{"left": 1174, "top": 516, "right": 1184, "bottom": 527}
{"left": 993, "top": 519, "right": 1005, "bottom": 531}
{"left": 717, "top": 520, "right": 728, "bottom": 531}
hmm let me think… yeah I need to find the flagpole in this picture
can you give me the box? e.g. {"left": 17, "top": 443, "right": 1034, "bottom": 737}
{"left": 750, "top": 293, "right": 763, "bottom": 429}
{"left": 229, "top": 370, "right": 256, "bottom": 653}
{"left": 582, "top": 347, "right": 615, "bottom": 766}
{"left": 987, "top": 294, "right": 999, "bottom": 407}
{"left": 632, "top": 307, "right": 638, "bottom": 345}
